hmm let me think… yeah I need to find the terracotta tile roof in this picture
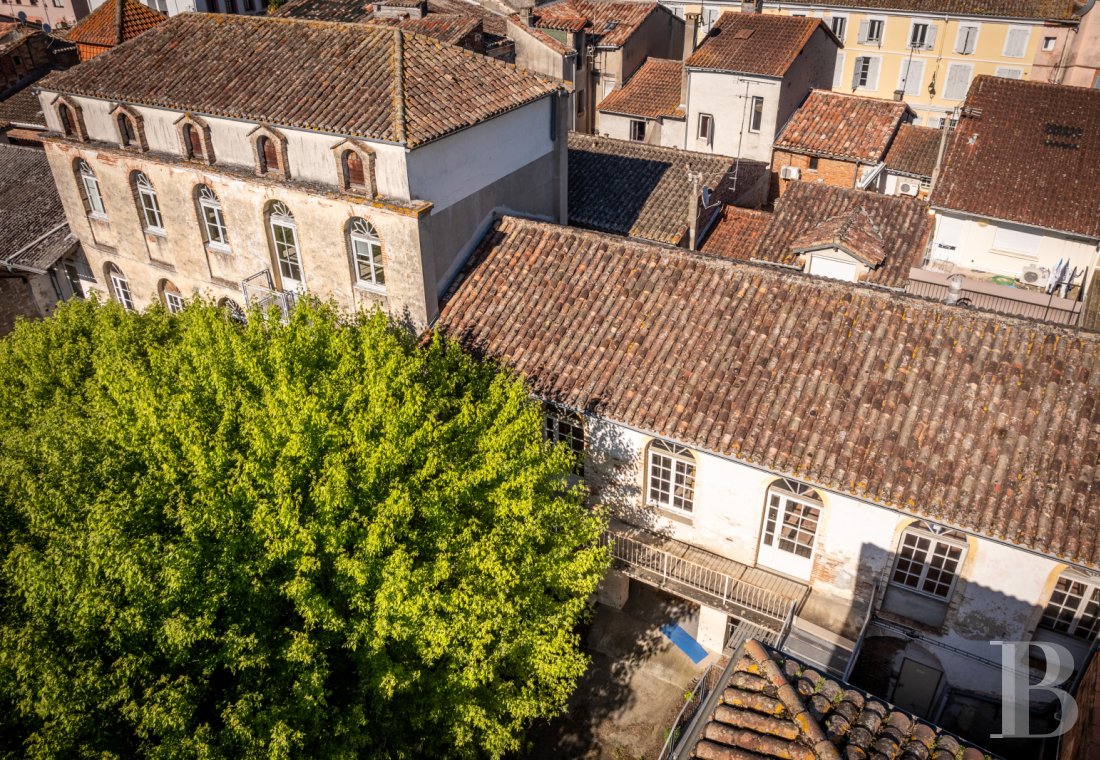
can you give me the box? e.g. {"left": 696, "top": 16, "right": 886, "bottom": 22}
{"left": 369, "top": 13, "right": 482, "bottom": 45}
{"left": 0, "top": 144, "right": 73, "bottom": 273}
{"left": 885, "top": 123, "right": 940, "bottom": 179}
{"left": 277, "top": 0, "right": 507, "bottom": 35}
{"left": 532, "top": 0, "right": 658, "bottom": 48}
{"left": 437, "top": 215, "right": 1100, "bottom": 568}
{"left": 753, "top": 182, "right": 931, "bottom": 289}
{"left": 699, "top": 206, "right": 771, "bottom": 260}
{"left": 0, "top": 84, "right": 46, "bottom": 129}
{"left": 689, "top": 640, "right": 997, "bottom": 760}
{"left": 43, "top": 15, "right": 561, "bottom": 149}
{"left": 686, "top": 12, "right": 827, "bottom": 77}
{"left": 774, "top": 90, "right": 910, "bottom": 163}
{"left": 508, "top": 17, "right": 574, "bottom": 55}
{"left": 568, "top": 133, "right": 733, "bottom": 245}
{"left": 777, "top": 0, "right": 1077, "bottom": 20}
{"left": 67, "top": 0, "right": 164, "bottom": 48}
{"left": 791, "top": 206, "right": 887, "bottom": 266}
{"left": 597, "top": 57, "right": 684, "bottom": 119}
{"left": 930, "top": 76, "right": 1100, "bottom": 239}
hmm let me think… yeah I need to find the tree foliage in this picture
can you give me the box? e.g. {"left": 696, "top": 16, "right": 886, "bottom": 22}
{"left": 0, "top": 299, "right": 608, "bottom": 759}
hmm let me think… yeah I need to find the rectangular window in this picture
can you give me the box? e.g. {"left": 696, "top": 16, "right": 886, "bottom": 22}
{"left": 955, "top": 24, "right": 978, "bottom": 55}
{"left": 82, "top": 175, "right": 105, "bottom": 217}
{"left": 200, "top": 202, "right": 228, "bottom": 248}
{"left": 909, "top": 22, "right": 929, "bottom": 48}
{"left": 647, "top": 443, "right": 695, "bottom": 513}
{"left": 898, "top": 59, "right": 925, "bottom": 97}
{"left": 808, "top": 156, "right": 819, "bottom": 170}
{"left": 748, "top": 96, "right": 763, "bottom": 133}
{"left": 1043, "top": 35, "right": 1057, "bottom": 52}
{"left": 351, "top": 235, "right": 385, "bottom": 289}
{"left": 629, "top": 119, "right": 646, "bottom": 142}
{"left": 110, "top": 273, "right": 134, "bottom": 311}
{"left": 698, "top": 112, "right": 713, "bottom": 143}
{"left": 1004, "top": 26, "right": 1030, "bottom": 57}
{"left": 138, "top": 187, "right": 163, "bottom": 233}
{"left": 833, "top": 51, "right": 845, "bottom": 89}
{"left": 891, "top": 530, "right": 964, "bottom": 599}
{"left": 852, "top": 56, "right": 879, "bottom": 90}
{"left": 829, "top": 15, "right": 846, "bottom": 42}
{"left": 576, "top": 93, "right": 585, "bottom": 116}
{"left": 543, "top": 409, "right": 585, "bottom": 475}
{"left": 944, "top": 63, "right": 973, "bottom": 100}
{"left": 1041, "top": 577, "right": 1100, "bottom": 640}
{"left": 271, "top": 221, "right": 302, "bottom": 284}
{"left": 994, "top": 66, "right": 1023, "bottom": 79}
{"left": 867, "top": 18, "right": 884, "bottom": 43}
{"left": 164, "top": 291, "right": 185, "bottom": 314}
{"left": 762, "top": 494, "right": 820, "bottom": 560}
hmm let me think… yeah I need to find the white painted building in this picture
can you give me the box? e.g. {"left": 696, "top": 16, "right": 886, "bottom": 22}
{"left": 437, "top": 215, "right": 1100, "bottom": 752}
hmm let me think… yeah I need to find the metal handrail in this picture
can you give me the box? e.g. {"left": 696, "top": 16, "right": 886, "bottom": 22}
{"left": 241, "top": 270, "right": 296, "bottom": 319}
{"left": 603, "top": 532, "right": 794, "bottom": 623}
{"left": 657, "top": 664, "right": 719, "bottom": 760}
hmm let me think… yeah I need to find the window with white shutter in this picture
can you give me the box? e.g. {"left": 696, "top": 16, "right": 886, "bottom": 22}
{"left": 857, "top": 19, "right": 869, "bottom": 43}
{"left": 866, "top": 56, "right": 881, "bottom": 90}
{"left": 944, "top": 63, "right": 972, "bottom": 100}
{"left": 1004, "top": 26, "right": 1030, "bottom": 57}
{"left": 955, "top": 25, "right": 978, "bottom": 54}
{"left": 995, "top": 66, "right": 1023, "bottom": 79}
{"left": 898, "top": 59, "right": 925, "bottom": 96}
{"left": 833, "top": 52, "right": 845, "bottom": 89}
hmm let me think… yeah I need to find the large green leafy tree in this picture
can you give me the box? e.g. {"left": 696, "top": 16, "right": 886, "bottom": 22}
{"left": 0, "top": 299, "right": 607, "bottom": 759}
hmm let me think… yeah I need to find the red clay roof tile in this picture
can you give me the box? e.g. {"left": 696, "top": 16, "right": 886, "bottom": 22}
{"left": 774, "top": 90, "right": 910, "bottom": 163}
{"left": 597, "top": 57, "right": 685, "bottom": 119}
{"left": 66, "top": 0, "right": 164, "bottom": 48}
{"left": 686, "top": 12, "right": 829, "bottom": 77}
{"left": 885, "top": 123, "right": 940, "bottom": 178}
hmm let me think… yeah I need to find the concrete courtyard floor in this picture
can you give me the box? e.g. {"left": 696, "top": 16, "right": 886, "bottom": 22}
{"left": 520, "top": 584, "right": 720, "bottom": 759}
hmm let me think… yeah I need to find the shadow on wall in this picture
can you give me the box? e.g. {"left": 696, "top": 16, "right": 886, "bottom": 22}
{"left": 841, "top": 540, "right": 1082, "bottom": 760}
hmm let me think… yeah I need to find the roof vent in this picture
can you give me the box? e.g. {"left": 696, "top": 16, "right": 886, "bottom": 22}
{"left": 604, "top": 20, "right": 618, "bottom": 31}
{"left": 733, "top": 28, "right": 753, "bottom": 39}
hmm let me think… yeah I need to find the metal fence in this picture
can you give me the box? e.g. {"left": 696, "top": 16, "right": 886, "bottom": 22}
{"left": 241, "top": 270, "right": 296, "bottom": 320}
{"left": 656, "top": 664, "right": 723, "bottom": 760}
{"left": 605, "top": 531, "right": 793, "bottom": 624}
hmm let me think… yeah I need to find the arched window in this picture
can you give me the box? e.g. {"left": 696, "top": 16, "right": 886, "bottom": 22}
{"left": 58, "top": 104, "right": 75, "bottom": 137}
{"left": 75, "top": 160, "right": 106, "bottom": 218}
{"left": 132, "top": 172, "right": 164, "bottom": 233}
{"left": 646, "top": 439, "right": 695, "bottom": 513}
{"left": 258, "top": 136, "right": 280, "bottom": 174}
{"left": 343, "top": 150, "right": 365, "bottom": 189}
{"left": 758, "top": 479, "right": 822, "bottom": 579}
{"left": 544, "top": 406, "right": 584, "bottom": 475}
{"left": 267, "top": 201, "right": 303, "bottom": 289}
{"left": 890, "top": 522, "right": 967, "bottom": 600}
{"left": 197, "top": 185, "right": 228, "bottom": 248}
{"left": 1040, "top": 571, "right": 1100, "bottom": 640}
{"left": 160, "top": 280, "right": 184, "bottom": 314}
{"left": 348, "top": 218, "right": 384, "bottom": 290}
{"left": 183, "top": 124, "right": 205, "bottom": 161}
{"left": 218, "top": 297, "right": 246, "bottom": 323}
{"left": 105, "top": 262, "right": 134, "bottom": 310}
{"left": 118, "top": 114, "right": 137, "bottom": 147}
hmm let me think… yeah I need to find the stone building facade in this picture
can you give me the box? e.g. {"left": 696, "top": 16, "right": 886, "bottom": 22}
{"left": 37, "top": 14, "right": 568, "bottom": 327}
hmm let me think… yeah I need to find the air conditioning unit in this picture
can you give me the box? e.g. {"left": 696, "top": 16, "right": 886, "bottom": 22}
{"left": 1020, "top": 264, "right": 1050, "bottom": 286}
{"left": 780, "top": 166, "right": 801, "bottom": 180}
{"left": 897, "top": 180, "right": 920, "bottom": 196}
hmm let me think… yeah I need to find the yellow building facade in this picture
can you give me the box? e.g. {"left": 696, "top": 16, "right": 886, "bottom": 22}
{"left": 668, "top": 1, "right": 1078, "bottom": 125}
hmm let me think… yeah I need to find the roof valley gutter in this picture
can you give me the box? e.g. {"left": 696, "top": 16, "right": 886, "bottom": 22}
{"left": 545, "top": 399, "right": 1099, "bottom": 574}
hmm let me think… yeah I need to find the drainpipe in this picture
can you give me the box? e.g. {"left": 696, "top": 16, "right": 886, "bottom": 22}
{"left": 927, "top": 105, "right": 956, "bottom": 197}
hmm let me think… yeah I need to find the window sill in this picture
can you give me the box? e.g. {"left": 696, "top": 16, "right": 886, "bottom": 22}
{"left": 653, "top": 505, "right": 694, "bottom": 525}
{"left": 88, "top": 213, "right": 109, "bottom": 223}
{"left": 354, "top": 282, "right": 387, "bottom": 296}
{"left": 144, "top": 227, "right": 167, "bottom": 239}
{"left": 206, "top": 242, "right": 233, "bottom": 255}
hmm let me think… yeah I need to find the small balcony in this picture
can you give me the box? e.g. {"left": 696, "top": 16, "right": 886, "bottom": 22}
{"left": 603, "top": 520, "right": 806, "bottom": 640}
{"left": 241, "top": 270, "right": 296, "bottom": 319}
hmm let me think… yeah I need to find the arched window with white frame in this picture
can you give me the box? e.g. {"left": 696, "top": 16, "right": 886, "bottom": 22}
{"left": 348, "top": 218, "right": 384, "bottom": 290}
{"left": 1040, "top": 571, "right": 1100, "bottom": 641}
{"left": 76, "top": 160, "right": 106, "bottom": 219}
{"left": 132, "top": 172, "right": 164, "bottom": 234}
{"left": 267, "top": 201, "right": 303, "bottom": 290}
{"left": 890, "top": 522, "right": 967, "bottom": 601}
{"left": 758, "top": 478, "right": 822, "bottom": 580}
{"left": 105, "top": 262, "right": 134, "bottom": 311}
{"left": 197, "top": 185, "right": 229, "bottom": 249}
{"left": 646, "top": 439, "right": 695, "bottom": 513}
{"left": 160, "top": 280, "right": 184, "bottom": 314}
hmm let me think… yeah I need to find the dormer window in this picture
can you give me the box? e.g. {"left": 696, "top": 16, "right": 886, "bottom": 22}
{"left": 343, "top": 150, "right": 365, "bottom": 188}
{"left": 54, "top": 97, "right": 87, "bottom": 141}
{"left": 59, "top": 104, "right": 75, "bottom": 136}
{"left": 183, "top": 124, "right": 204, "bottom": 160}
{"left": 251, "top": 127, "right": 289, "bottom": 178}
{"left": 118, "top": 114, "right": 137, "bottom": 147}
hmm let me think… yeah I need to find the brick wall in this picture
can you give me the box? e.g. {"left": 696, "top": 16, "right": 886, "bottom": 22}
{"left": 770, "top": 149, "right": 862, "bottom": 200}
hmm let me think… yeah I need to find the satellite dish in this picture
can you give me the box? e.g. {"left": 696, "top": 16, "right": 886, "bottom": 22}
{"left": 42, "top": 23, "right": 51, "bottom": 32}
